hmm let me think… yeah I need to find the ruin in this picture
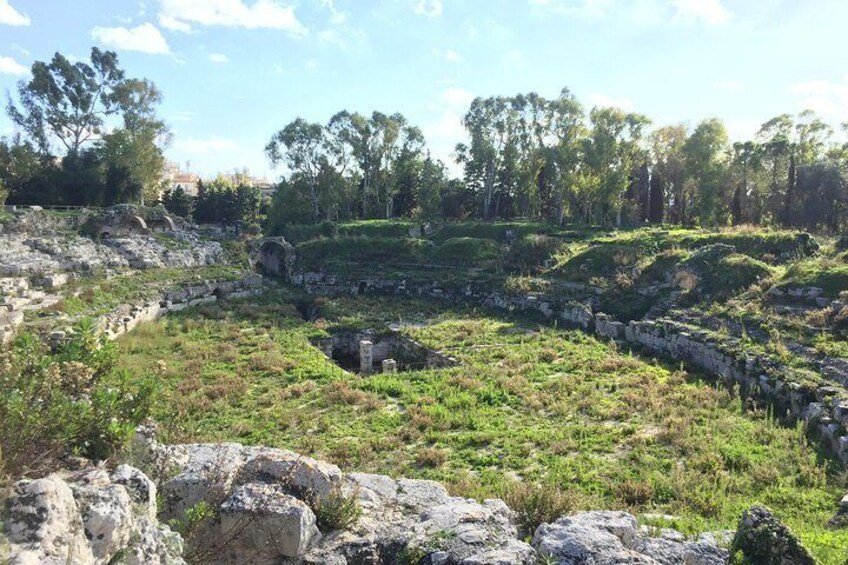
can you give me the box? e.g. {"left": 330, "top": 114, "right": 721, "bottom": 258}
{"left": 313, "top": 329, "right": 457, "bottom": 374}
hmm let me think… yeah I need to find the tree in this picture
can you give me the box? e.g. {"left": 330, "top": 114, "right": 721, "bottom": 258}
{"left": 266, "top": 119, "right": 327, "bottom": 221}
{"left": 580, "top": 107, "right": 650, "bottom": 226}
{"left": 649, "top": 125, "right": 687, "bottom": 223}
{"left": 684, "top": 118, "right": 730, "bottom": 226}
{"left": 7, "top": 48, "right": 127, "bottom": 155}
{"left": 161, "top": 187, "right": 193, "bottom": 220}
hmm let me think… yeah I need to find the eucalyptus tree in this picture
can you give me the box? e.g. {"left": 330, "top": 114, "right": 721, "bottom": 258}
{"left": 456, "top": 96, "right": 516, "bottom": 219}
{"left": 580, "top": 107, "right": 650, "bottom": 226}
{"left": 649, "top": 125, "right": 688, "bottom": 223}
{"left": 683, "top": 118, "right": 730, "bottom": 226}
{"left": 266, "top": 118, "right": 329, "bottom": 221}
{"left": 7, "top": 48, "right": 128, "bottom": 156}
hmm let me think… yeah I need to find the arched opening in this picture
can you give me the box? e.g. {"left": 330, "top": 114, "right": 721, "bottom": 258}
{"left": 358, "top": 281, "right": 368, "bottom": 295}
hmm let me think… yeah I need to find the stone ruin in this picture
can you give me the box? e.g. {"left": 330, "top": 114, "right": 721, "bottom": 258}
{"left": 313, "top": 329, "right": 457, "bottom": 374}
{"left": 251, "top": 237, "right": 296, "bottom": 280}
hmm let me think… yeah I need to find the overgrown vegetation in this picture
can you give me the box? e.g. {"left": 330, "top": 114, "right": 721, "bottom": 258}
{"left": 115, "top": 292, "right": 848, "bottom": 563}
{"left": 0, "top": 319, "right": 158, "bottom": 479}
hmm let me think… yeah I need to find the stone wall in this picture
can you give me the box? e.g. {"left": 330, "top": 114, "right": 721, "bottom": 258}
{"left": 292, "top": 270, "right": 848, "bottom": 464}
{"left": 93, "top": 275, "right": 264, "bottom": 341}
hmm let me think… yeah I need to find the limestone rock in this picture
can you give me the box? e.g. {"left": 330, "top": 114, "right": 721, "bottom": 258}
{"left": 2, "top": 468, "right": 185, "bottom": 565}
{"left": 218, "top": 482, "right": 318, "bottom": 562}
{"left": 4, "top": 475, "right": 95, "bottom": 565}
{"left": 533, "top": 511, "right": 729, "bottom": 565}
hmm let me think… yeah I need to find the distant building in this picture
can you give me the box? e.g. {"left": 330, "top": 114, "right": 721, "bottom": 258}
{"left": 161, "top": 161, "right": 200, "bottom": 197}
{"left": 173, "top": 173, "right": 200, "bottom": 196}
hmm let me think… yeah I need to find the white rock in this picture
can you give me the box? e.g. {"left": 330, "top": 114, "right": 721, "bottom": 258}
{"left": 219, "top": 482, "right": 318, "bottom": 561}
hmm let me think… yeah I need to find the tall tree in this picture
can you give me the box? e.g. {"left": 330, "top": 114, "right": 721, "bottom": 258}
{"left": 266, "top": 119, "right": 327, "bottom": 221}
{"left": 683, "top": 118, "right": 730, "bottom": 226}
{"left": 7, "top": 48, "right": 127, "bottom": 155}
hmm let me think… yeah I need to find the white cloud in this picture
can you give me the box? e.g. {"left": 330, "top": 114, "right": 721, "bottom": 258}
{"left": 174, "top": 136, "right": 239, "bottom": 154}
{"left": 92, "top": 23, "right": 171, "bottom": 54}
{"left": 671, "top": 0, "right": 731, "bottom": 25}
{"left": 414, "top": 0, "right": 443, "bottom": 17}
{"left": 0, "top": 55, "right": 28, "bottom": 76}
{"left": 158, "top": 0, "right": 307, "bottom": 35}
{"left": 10, "top": 43, "right": 29, "bottom": 56}
{"left": 0, "top": 0, "right": 29, "bottom": 26}
{"left": 318, "top": 0, "right": 347, "bottom": 25}
{"left": 209, "top": 53, "right": 229, "bottom": 63}
{"left": 587, "top": 93, "right": 635, "bottom": 111}
{"left": 789, "top": 78, "right": 848, "bottom": 122}
{"left": 528, "top": 0, "right": 612, "bottom": 18}
{"left": 159, "top": 14, "right": 192, "bottom": 31}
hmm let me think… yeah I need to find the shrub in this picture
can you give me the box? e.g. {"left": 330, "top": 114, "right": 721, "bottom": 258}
{"left": 0, "top": 320, "right": 158, "bottom": 479}
{"left": 415, "top": 447, "right": 447, "bottom": 468}
{"left": 500, "top": 482, "right": 582, "bottom": 536}
{"left": 311, "top": 485, "right": 362, "bottom": 532}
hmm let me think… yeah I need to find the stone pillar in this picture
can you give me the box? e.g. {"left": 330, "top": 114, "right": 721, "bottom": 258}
{"left": 382, "top": 359, "right": 398, "bottom": 374}
{"left": 322, "top": 340, "right": 334, "bottom": 359}
{"left": 359, "top": 340, "right": 373, "bottom": 374}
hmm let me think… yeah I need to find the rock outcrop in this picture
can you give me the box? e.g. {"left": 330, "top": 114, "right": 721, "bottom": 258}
{"left": 533, "top": 511, "right": 729, "bottom": 565}
{"left": 2, "top": 465, "right": 184, "bottom": 565}
{"left": 117, "top": 431, "right": 730, "bottom": 564}
{"left": 2, "top": 432, "right": 737, "bottom": 564}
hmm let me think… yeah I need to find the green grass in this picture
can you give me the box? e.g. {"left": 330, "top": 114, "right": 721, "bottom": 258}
{"left": 779, "top": 260, "right": 848, "bottom": 297}
{"left": 115, "top": 291, "right": 848, "bottom": 563}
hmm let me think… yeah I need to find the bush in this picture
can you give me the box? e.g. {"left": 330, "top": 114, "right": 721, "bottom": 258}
{"left": 433, "top": 237, "right": 502, "bottom": 264}
{"left": 554, "top": 244, "right": 641, "bottom": 282}
{"left": 500, "top": 482, "right": 582, "bottom": 536}
{"left": 312, "top": 485, "right": 362, "bottom": 532}
{"left": 0, "top": 320, "right": 158, "bottom": 479}
{"left": 282, "top": 221, "right": 339, "bottom": 243}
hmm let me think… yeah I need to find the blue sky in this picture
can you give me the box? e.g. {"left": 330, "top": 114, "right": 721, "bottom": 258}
{"left": 1, "top": 0, "right": 846, "bottom": 180}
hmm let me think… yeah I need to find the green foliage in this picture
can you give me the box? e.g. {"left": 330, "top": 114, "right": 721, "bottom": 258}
{"left": 0, "top": 320, "right": 158, "bottom": 478}
{"left": 500, "top": 482, "right": 582, "bottom": 536}
{"left": 295, "top": 236, "right": 430, "bottom": 269}
{"left": 312, "top": 486, "right": 362, "bottom": 532}
{"left": 779, "top": 260, "right": 848, "bottom": 297}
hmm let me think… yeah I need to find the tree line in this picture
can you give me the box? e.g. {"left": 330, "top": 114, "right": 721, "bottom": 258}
{"left": 267, "top": 89, "right": 848, "bottom": 232}
{"left": 0, "top": 48, "right": 169, "bottom": 207}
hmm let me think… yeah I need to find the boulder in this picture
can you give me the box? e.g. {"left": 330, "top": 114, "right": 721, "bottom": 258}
{"left": 2, "top": 468, "right": 185, "bottom": 565}
{"left": 218, "top": 482, "right": 319, "bottom": 562}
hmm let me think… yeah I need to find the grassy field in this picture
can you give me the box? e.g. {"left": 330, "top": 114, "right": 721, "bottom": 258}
{"left": 115, "top": 290, "right": 848, "bottom": 562}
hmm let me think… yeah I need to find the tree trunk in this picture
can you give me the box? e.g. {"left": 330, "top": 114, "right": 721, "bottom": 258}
{"left": 783, "top": 151, "right": 796, "bottom": 227}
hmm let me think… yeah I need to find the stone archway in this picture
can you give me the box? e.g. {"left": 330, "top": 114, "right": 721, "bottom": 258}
{"left": 148, "top": 215, "right": 177, "bottom": 232}
{"left": 252, "top": 238, "right": 296, "bottom": 281}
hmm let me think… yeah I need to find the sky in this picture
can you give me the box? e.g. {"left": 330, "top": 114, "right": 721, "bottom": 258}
{"left": 0, "top": 0, "right": 847, "bottom": 180}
